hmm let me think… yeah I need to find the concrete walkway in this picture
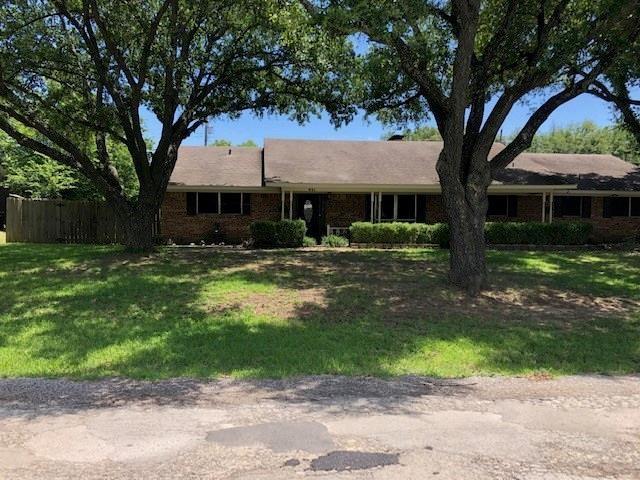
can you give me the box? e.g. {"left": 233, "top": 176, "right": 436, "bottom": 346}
{"left": 1, "top": 375, "right": 638, "bottom": 479}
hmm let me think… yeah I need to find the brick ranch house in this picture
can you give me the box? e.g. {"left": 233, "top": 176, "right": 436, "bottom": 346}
{"left": 161, "top": 138, "right": 640, "bottom": 243}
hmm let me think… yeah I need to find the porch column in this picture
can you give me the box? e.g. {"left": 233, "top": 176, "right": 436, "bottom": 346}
{"left": 549, "top": 192, "right": 554, "bottom": 223}
{"left": 378, "top": 192, "right": 382, "bottom": 223}
{"left": 370, "top": 192, "right": 375, "bottom": 223}
{"left": 289, "top": 191, "right": 293, "bottom": 220}
{"left": 281, "top": 190, "right": 285, "bottom": 220}
{"left": 541, "top": 192, "right": 546, "bottom": 223}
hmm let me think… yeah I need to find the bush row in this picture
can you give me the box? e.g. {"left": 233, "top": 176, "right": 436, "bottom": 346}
{"left": 484, "top": 222, "right": 593, "bottom": 245}
{"left": 350, "top": 221, "right": 593, "bottom": 246}
{"left": 250, "top": 220, "right": 306, "bottom": 248}
{"left": 350, "top": 222, "right": 450, "bottom": 247}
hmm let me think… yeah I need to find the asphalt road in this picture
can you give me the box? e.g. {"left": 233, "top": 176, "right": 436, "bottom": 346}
{"left": 1, "top": 375, "right": 639, "bottom": 479}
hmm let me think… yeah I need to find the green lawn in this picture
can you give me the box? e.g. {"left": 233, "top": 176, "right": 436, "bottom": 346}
{"left": 0, "top": 244, "right": 638, "bottom": 379}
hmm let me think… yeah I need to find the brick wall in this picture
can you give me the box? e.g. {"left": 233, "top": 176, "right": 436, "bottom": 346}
{"left": 555, "top": 196, "right": 640, "bottom": 242}
{"left": 160, "top": 192, "right": 281, "bottom": 243}
{"left": 426, "top": 194, "right": 544, "bottom": 223}
{"left": 325, "top": 194, "right": 368, "bottom": 227}
{"left": 161, "top": 191, "right": 639, "bottom": 243}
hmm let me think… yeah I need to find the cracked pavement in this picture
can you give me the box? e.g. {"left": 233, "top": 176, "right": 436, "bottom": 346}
{"left": 0, "top": 375, "right": 639, "bottom": 479}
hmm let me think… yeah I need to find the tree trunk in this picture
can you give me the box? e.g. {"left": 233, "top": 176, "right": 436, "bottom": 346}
{"left": 437, "top": 151, "right": 490, "bottom": 295}
{"left": 110, "top": 195, "right": 158, "bottom": 252}
{"left": 121, "top": 206, "right": 157, "bottom": 251}
{"left": 444, "top": 192, "right": 487, "bottom": 295}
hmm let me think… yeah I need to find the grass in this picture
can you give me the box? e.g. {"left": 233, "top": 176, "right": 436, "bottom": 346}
{"left": 0, "top": 244, "right": 638, "bottom": 379}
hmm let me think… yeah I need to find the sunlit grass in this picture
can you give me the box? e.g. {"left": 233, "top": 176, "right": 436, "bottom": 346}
{"left": 0, "top": 243, "right": 638, "bottom": 379}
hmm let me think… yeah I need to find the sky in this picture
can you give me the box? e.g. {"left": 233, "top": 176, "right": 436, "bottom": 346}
{"left": 141, "top": 91, "right": 624, "bottom": 148}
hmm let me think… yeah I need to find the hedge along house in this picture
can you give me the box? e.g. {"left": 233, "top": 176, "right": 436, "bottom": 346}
{"left": 161, "top": 138, "right": 640, "bottom": 244}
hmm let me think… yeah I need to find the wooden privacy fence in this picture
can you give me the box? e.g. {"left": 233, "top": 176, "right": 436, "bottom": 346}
{"left": 6, "top": 196, "right": 128, "bottom": 244}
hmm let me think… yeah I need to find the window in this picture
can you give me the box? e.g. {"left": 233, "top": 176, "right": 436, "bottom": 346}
{"left": 379, "top": 194, "right": 417, "bottom": 222}
{"left": 185, "top": 192, "right": 250, "bottom": 215}
{"left": 221, "top": 193, "right": 242, "bottom": 214}
{"left": 609, "top": 197, "right": 630, "bottom": 217}
{"left": 632, "top": 198, "right": 640, "bottom": 217}
{"left": 558, "top": 196, "right": 581, "bottom": 217}
{"left": 396, "top": 194, "right": 416, "bottom": 220}
{"left": 555, "top": 196, "right": 592, "bottom": 218}
{"left": 487, "top": 196, "right": 508, "bottom": 216}
{"left": 198, "top": 193, "right": 218, "bottom": 214}
{"left": 381, "top": 194, "right": 395, "bottom": 220}
{"left": 487, "top": 195, "right": 518, "bottom": 217}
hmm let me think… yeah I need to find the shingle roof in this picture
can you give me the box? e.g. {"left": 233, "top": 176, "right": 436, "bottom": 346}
{"left": 264, "top": 138, "right": 503, "bottom": 186}
{"left": 169, "top": 146, "right": 262, "bottom": 187}
{"left": 169, "top": 140, "right": 640, "bottom": 191}
{"left": 496, "top": 152, "right": 640, "bottom": 191}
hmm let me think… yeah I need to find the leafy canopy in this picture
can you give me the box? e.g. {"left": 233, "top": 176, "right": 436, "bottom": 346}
{"left": 0, "top": 1, "right": 355, "bottom": 206}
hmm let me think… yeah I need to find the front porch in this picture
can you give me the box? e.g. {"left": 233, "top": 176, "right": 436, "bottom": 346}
{"left": 277, "top": 188, "right": 568, "bottom": 239}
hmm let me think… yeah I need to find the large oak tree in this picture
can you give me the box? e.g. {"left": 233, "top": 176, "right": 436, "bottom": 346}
{"left": 303, "top": 0, "right": 640, "bottom": 294}
{"left": 0, "top": 0, "right": 352, "bottom": 249}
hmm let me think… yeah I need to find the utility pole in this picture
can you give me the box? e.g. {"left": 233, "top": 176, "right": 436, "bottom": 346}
{"left": 203, "top": 119, "right": 213, "bottom": 146}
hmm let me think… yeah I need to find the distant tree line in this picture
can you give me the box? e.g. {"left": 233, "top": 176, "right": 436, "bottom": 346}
{"left": 389, "top": 121, "right": 639, "bottom": 165}
{"left": 526, "top": 121, "right": 640, "bottom": 165}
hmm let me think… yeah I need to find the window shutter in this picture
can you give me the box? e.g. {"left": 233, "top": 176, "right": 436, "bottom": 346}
{"left": 186, "top": 192, "right": 197, "bottom": 215}
{"left": 581, "top": 196, "right": 592, "bottom": 218}
{"left": 554, "top": 196, "right": 563, "bottom": 218}
{"left": 416, "top": 194, "right": 427, "bottom": 222}
{"left": 242, "top": 193, "right": 251, "bottom": 215}
{"left": 507, "top": 196, "right": 518, "bottom": 218}
{"left": 602, "top": 197, "right": 611, "bottom": 218}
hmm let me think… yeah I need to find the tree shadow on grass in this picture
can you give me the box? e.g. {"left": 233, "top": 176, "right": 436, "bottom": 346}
{"left": 0, "top": 245, "right": 638, "bottom": 390}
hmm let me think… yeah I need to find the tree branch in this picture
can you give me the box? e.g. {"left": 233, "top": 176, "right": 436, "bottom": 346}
{"left": 489, "top": 82, "right": 590, "bottom": 174}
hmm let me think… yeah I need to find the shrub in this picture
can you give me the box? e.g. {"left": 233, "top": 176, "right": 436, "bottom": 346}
{"left": 321, "top": 234, "right": 349, "bottom": 247}
{"left": 350, "top": 222, "right": 420, "bottom": 244}
{"left": 430, "top": 223, "right": 450, "bottom": 247}
{"left": 350, "top": 221, "right": 589, "bottom": 247}
{"left": 250, "top": 219, "right": 306, "bottom": 248}
{"left": 250, "top": 221, "right": 279, "bottom": 248}
{"left": 277, "top": 219, "right": 306, "bottom": 247}
{"left": 485, "top": 222, "right": 592, "bottom": 245}
{"left": 303, "top": 236, "right": 318, "bottom": 247}
{"left": 350, "top": 222, "right": 375, "bottom": 243}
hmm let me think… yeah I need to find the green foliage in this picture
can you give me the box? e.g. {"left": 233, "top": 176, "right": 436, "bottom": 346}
{"left": 0, "top": 131, "right": 138, "bottom": 199}
{"left": 321, "top": 234, "right": 349, "bottom": 247}
{"left": 383, "top": 126, "right": 442, "bottom": 141}
{"left": 303, "top": 236, "right": 318, "bottom": 247}
{"left": 211, "top": 139, "right": 259, "bottom": 147}
{"left": 210, "top": 139, "right": 232, "bottom": 147}
{"left": 350, "top": 222, "right": 449, "bottom": 246}
{"left": 426, "top": 224, "right": 450, "bottom": 248}
{"left": 352, "top": 222, "right": 591, "bottom": 246}
{"left": 250, "top": 220, "right": 306, "bottom": 248}
{"left": 0, "top": 0, "right": 356, "bottom": 243}
{"left": 250, "top": 221, "right": 279, "bottom": 248}
{"left": 277, "top": 219, "right": 307, "bottom": 247}
{"left": 485, "top": 222, "right": 593, "bottom": 245}
{"left": 526, "top": 121, "right": 640, "bottom": 165}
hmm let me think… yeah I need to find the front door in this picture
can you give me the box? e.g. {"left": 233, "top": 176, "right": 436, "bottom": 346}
{"left": 295, "top": 194, "right": 326, "bottom": 240}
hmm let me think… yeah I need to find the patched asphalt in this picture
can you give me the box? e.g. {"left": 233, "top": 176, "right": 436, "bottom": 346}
{"left": 0, "top": 375, "right": 639, "bottom": 479}
{"left": 206, "top": 421, "right": 334, "bottom": 453}
{"left": 309, "top": 450, "right": 400, "bottom": 471}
